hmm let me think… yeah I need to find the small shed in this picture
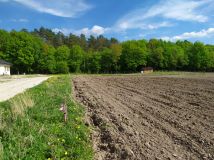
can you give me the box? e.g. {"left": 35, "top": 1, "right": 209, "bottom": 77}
{"left": 0, "top": 59, "right": 12, "bottom": 75}
{"left": 141, "top": 67, "right": 153, "bottom": 74}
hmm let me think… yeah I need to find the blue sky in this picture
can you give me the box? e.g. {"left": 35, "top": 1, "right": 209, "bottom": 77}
{"left": 0, "top": 0, "right": 214, "bottom": 44}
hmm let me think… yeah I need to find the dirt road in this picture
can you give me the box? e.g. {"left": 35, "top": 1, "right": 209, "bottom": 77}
{"left": 0, "top": 76, "right": 49, "bottom": 102}
{"left": 73, "top": 75, "right": 214, "bottom": 160}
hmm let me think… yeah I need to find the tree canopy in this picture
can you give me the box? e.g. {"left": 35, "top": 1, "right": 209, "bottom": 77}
{"left": 0, "top": 27, "right": 214, "bottom": 74}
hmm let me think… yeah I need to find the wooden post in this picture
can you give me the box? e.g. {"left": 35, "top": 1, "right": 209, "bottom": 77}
{"left": 59, "top": 101, "right": 67, "bottom": 123}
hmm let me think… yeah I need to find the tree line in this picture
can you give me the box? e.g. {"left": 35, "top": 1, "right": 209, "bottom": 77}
{"left": 0, "top": 27, "right": 214, "bottom": 74}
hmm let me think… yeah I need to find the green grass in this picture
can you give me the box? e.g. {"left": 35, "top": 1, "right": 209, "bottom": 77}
{"left": 146, "top": 71, "right": 214, "bottom": 77}
{"left": 97, "top": 71, "right": 214, "bottom": 77}
{"left": 0, "top": 75, "right": 93, "bottom": 160}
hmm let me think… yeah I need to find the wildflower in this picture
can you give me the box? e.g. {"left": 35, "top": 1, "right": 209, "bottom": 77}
{"left": 77, "top": 125, "right": 80, "bottom": 129}
{"left": 65, "top": 151, "right": 68, "bottom": 155}
{"left": 47, "top": 158, "right": 51, "bottom": 160}
{"left": 62, "top": 139, "right": 65, "bottom": 143}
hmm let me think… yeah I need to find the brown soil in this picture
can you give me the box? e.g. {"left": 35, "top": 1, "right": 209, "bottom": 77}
{"left": 73, "top": 75, "right": 214, "bottom": 160}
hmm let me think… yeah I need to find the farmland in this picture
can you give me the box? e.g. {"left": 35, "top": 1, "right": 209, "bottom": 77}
{"left": 73, "top": 74, "right": 214, "bottom": 160}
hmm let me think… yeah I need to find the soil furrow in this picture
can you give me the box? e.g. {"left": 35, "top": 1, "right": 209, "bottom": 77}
{"left": 73, "top": 75, "right": 214, "bottom": 160}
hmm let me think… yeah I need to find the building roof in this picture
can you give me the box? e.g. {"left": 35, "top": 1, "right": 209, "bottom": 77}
{"left": 0, "top": 59, "right": 12, "bottom": 66}
{"left": 142, "top": 67, "right": 153, "bottom": 71}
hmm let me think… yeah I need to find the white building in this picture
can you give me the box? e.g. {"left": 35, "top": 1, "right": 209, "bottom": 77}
{"left": 0, "top": 59, "right": 12, "bottom": 75}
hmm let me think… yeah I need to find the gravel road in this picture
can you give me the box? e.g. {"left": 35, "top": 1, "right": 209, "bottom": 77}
{"left": 0, "top": 76, "right": 49, "bottom": 102}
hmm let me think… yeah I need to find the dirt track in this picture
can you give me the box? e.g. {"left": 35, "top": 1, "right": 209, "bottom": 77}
{"left": 73, "top": 75, "right": 214, "bottom": 160}
{"left": 0, "top": 76, "right": 49, "bottom": 102}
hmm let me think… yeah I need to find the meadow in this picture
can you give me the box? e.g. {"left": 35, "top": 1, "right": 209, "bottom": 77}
{"left": 0, "top": 75, "right": 93, "bottom": 160}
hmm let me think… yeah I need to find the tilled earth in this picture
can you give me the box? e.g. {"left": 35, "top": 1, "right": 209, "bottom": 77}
{"left": 73, "top": 75, "right": 214, "bottom": 160}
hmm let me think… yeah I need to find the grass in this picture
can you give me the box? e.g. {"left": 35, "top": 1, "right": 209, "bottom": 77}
{"left": 84, "top": 71, "right": 214, "bottom": 77}
{"left": 0, "top": 75, "right": 93, "bottom": 160}
{"left": 146, "top": 71, "right": 214, "bottom": 77}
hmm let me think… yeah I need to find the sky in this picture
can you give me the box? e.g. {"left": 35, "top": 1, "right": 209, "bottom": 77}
{"left": 0, "top": 0, "right": 214, "bottom": 44}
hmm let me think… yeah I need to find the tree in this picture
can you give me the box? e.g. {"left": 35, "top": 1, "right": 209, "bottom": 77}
{"left": 85, "top": 51, "right": 101, "bottom": 73}
{"left": 38, "top": 44, "right": 56, "bottom": 73}
{"left": 110, "top": 43, "right": 122, "bottom": 72}
{"left": 56, "top": 61, "right": 69, "bottom": 73}
{"left": 88, "top": 35, "right": 96, "bottom": 50}
{"left": 189, "top": 42, "right": 209, "bottom": 71}
{"left": 0, "top": 30, "right": 11, "bottom": 61}
{"left": 147, "top": 39, "right": 164, "bottom": 69}
{"left": 8, "top": 31, "right": 43, "bottom": 73}
{"left": 206, "top": 45, "right": 214, "bottom": 71}
{"left": 55, "top": 45, "right": 70, "bottom": 61}
{"left": 69, "top": 45, "right": 84, "bottom": 72}
{"left": 163, "top": 43, "right": 188, "bottom": 70}
{"left": 1, "top": 28, "right": 214, "bottom": 74}
{"left": 54, "top": 45, "right": 70, "bottom": 73}
{"left": 120, "top": 40, "right": 148, "bottom": 72}
{"left": 100, "top": 48, "right": 114, "bottom": 73}
{"left": 32, "top": 27, "right": 56, "bottom": 46}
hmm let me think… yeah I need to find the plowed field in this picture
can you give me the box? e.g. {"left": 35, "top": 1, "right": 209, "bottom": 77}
{"left": 73, "top": 75, "right": 214, "bottom": 160}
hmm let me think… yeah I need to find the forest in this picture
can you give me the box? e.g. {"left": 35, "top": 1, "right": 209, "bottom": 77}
{"left": 0, "top": 27, "right": 214, "bottom": 74}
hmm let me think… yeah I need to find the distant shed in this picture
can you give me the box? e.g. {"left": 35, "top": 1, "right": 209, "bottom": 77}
{"left": 141, "top": 67, "right": 153, "bottom": 74}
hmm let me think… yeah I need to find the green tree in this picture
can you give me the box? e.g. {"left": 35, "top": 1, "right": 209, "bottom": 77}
{"left": 54, "top": 45, "right": 70, "bottom": 73}
{"left": 0, "top": 30, "right": 11, "bottom": 61}
{"left": 69, "top": 45, "right": 84, "bottom": 72}
{"left": 147, "top": 39, "right": 164, "bottom": 69}
{"left": 189, "top": 42, "right": 209, "bottom": 71}
{"left": 38, "top": 44, "right": 56, "bottom": 73}
{"left": 100, "top": 48, "right": 114, "bottom": 73}
{"left": 85, "top": 51, "right": 101, "bottom": 73}
{"left": 120, "top": 40, "right": 148, "bottom": 72}
{"left": 55, "top": 45, "right": 70, "bottom": 61}
{"left": 8, "top": 31, "right": 43, "bottom": 73}
{"left": 56, "top": 61, "right": 69, "bottom": 73}
{"left": 206, "top": 45, "right": 214, "bottom": 71}
{"left": 110, "top": 43, "right": 122, "bottom": 72}
{"left": 163, "top": 43, "right": 188, "bottom": 70}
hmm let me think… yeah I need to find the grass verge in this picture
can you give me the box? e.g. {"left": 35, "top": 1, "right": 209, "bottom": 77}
{"left": 0, "top": 75, "right": 93, "bottom": 160}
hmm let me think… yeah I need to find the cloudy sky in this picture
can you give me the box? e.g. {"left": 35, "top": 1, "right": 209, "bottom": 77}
{"left": 0, "top": 0, "right": 214, "bottom": 43}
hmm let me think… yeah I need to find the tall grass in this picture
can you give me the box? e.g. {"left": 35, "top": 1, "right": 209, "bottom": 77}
{"left": 0, "top": 75, "right": 93, "bottom": 160}
{"left": 0, "top": 140, "right": 3, "bottom": 160}
{"left": 10, "top": 93, "right": 34, "bottom": 118}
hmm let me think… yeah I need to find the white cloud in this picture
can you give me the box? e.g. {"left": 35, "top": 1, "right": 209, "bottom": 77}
{"left": 116, "top": 20, "right": 173, "bottom": 31}
{"left": 161, "top": 28, "right": 214, "bottom": 41}
{"left": 114, "top": 0, "right": 212, "bottom": 31}
{"left": 52, "top": 25, "right": 109, "bottom": 36}
{"left": 52, "top": 28, "right": 72, "bottom": 35}
{"left": 77, "top": 25, "right": 110, "bottom": 36}
{"left": 1, "top": 0, "right": 92, "bottom": 17}
{"left": 146, "top": 22, "right": 173, "bottom": 30}
{"left": 143, "top": 0, "right": 209, "bottom": 22}
{"left": 91, "top": 25, "right": 106, "bottom": 35}
{"left": 11, "top": 18, "right": 28, "bottom": 22}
